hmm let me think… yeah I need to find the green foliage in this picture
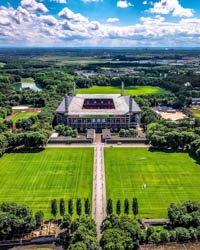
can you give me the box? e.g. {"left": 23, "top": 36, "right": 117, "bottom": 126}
{"left": 55, "top": 124, "right": 78, "bottom": 137}
{"left": 106, "top": 199, "right": 113, "bottom": 216}
{"left": 116, "top": 200, "right": 121, "bottom": 216}
{"left": 84, "top": 198, "right": 90, "bottom": 215}
{"left": 60, "top": 198, "right": 65, "bottom": 217}
{"left": 100, "top": 215, "right": 143, "bottom": 250}
{"left": 148, "top": 232, "right": 161, "bottom": 244}
{"left": 60, "top": 214, "right": 72, "bottom": 230}
{"left": 35, "top": 210, "right": 44, "bottom": 227}
{"left": 76, "top": 198, "right": 82, "bottom": 217}
{"left": 132, "top": 198, "right": 138, "bottom": 218}
{"left": 160, "top": 229, "right": 170, "bottom": 243}
{"left": 175, "top": 227, "right": 191, "bottom": 242}
{"left": 124, "top": 199, "right": 129, "bottom": 215}
{"left": 51, "top": 199, "right": 57, "bottom": 218}
{"left": 119, "top": 128, "right": 138, "bottom": 138}
{"left": 0, "top": 202, "right": 36, "bottom": 239}
{"left": 68, "top": 199, "right": 74, "bottom": 216}
{"left": 60, "top": 215, "right": 98, "bottom": 250}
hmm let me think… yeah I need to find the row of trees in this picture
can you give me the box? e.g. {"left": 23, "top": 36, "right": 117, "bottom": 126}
{"left": 51, "top": 198, "right": 91, "bottom": 218}
{"left": 0, "top": 203, "right": 44, "bottom": 239}
{"left": 60, "top": 214, "right": 99, "bottom": 249}
{"left": 101, "top": 200, "right": 200, "bottom": 249}
{"left": 147, "top": 118, "right": 200, "bottom": 155}
{"left": 54, "top": 124, "right": 78, "bottom": 137}
{"left": 119, "top": 128, "right": 138, "bottom": 138}
{"left": 107, "top": 198, "right": 138, "bottom": 218}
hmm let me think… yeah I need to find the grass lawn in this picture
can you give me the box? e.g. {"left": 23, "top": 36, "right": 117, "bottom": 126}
{"left": 11, "top": 112, "right": 39, "bottom": 124}
{"left": 21, "top": 77, "right": 34, "bottom": 83}
{"left": 105, "top": 148, "right": 200, "bottom": 219}
{"left": 77, "top": 86, "right": 169, "bottom": 96}
{"left": 192, "top": 109, "right": 200, "bottom": 117}
{"left": 0, "top": 148, "right": 93, "bottom": 218}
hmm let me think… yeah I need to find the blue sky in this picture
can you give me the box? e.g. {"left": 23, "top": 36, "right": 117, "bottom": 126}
{"left": 0, "top": 0, "right": 200, "bottom": 47}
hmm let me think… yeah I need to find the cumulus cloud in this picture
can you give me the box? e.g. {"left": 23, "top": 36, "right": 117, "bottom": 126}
{"left": 143, "top": 1, "right": 147, "bottom": 4}
{"left": 117, "top": 1, "right": 133, "bottom": 8}
{"left": 107, "top": 18, "right": 119, "bottom": 23}
{"left": 21, "top": 0, "right": 48, "bottom": 13}
{"left": 39, "top": 15, "right": 57, "bottom": 26}
{"left": 59, "top": 7, "right": 88, "bottom": 22}
{"left": 149, "top": 0, "right": 194, "bottom": 17}
{"left": 0, "top": 2, "right": 200, "bottom": 47}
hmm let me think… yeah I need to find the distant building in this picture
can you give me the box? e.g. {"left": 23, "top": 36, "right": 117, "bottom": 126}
{"left": 56, "top": 83, "right": 141, "bottom": 131}
{"left": 184, "top": 82, "right": 191, "bottom": 87}
{"left": 157, "top": 106, "right": 176, "bottom": 113}
{"left": 192, "top": 98, "right": 200, "bottom": 105}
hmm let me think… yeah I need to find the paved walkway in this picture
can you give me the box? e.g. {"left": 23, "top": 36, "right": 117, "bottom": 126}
{"left": 46, "top": 141, "right": 150, "bottom": 239}
{"left": 92, "top": 143, "right": 106, "bottom": 239}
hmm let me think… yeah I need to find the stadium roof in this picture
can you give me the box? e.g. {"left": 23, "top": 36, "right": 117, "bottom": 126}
{"left": 56, "top": 94, "right": 141, "bottom": 116}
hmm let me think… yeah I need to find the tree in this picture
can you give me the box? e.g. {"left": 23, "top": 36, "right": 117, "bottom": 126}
{"left": 68, "top": 242, "right": 87, "bottom": 250}
{"left": 60, "top": 198, "right": 65, "bottom": 217}
{"left": 0, "top": 203, "right": 36, "bottom": 239}
{"left": 60, "top": 214, "right": 72, "bottom": 230}
{"left": 84, "top": 198, "right": 90, "bottom": 215}
{"left": 106, "top": 199, "right": 113, "bottom": 215}
{"left": 160, "top": 229, "right": 170, "bottom": 243}
{"left": 116, "top": 200, "right": 121, "bottom": 216}
{"left": 175, "top": 227, "right": 191, "bottom": 242}
{"left": 51, "top": 199, "right": 57, "bottom": 218}
{"left": 124, "top": 199, "right": 129, "bottom": 215}
{"left": 132, "top": 197, "right": 138, "bottom": 219}
{"left": 76, "top": 198, "right": 82, "bottom": 217}
{"left": 35, "top": 210, "right": 44, "bottom": 226}
{"left": 68, "top": 199, "right": 73, "bottom": 216}
{"left": 148, "top": 232, "right": 161, "bottom": 244}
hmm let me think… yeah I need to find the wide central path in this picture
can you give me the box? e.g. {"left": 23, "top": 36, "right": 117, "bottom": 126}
{"left": 92, "top": 142, "right": 106, "bottom": 239}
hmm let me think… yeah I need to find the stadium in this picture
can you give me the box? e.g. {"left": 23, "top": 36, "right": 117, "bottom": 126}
{"left": 56, "top": 83, "right": 141, "bottom": 131}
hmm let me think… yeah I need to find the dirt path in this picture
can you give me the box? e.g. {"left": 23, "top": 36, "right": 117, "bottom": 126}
{"left": 92, "top": 144, "right": 106, "bottom": 240}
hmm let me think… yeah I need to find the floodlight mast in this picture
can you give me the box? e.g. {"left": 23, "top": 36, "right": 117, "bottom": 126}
{"left": 73, "top": 82, "right": 76, "bottom": 96}
{"left": 65, "top": 94, "right": 68, "bottom": 114}
{"left": 121, "top": 81, "right": 124, "bottom": 96}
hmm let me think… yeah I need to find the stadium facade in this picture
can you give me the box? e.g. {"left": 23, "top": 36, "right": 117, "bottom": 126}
{"left": 56, "top": 83, "right": 141, "bottom": 131}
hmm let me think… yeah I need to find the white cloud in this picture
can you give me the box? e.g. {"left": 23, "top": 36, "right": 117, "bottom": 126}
{"left": 0, "top": 3, "right": 200, "bottom": 47}
{"left": 107, "top": 18, "right": 119, "bottom": 23}
{"left": 149, "top": 0, "right": 194, "bottom": 17}
{"left": 21, "top": 0, "right": 48, "bottom": 13}
{"left": 117, "top": 1, "right": 133, "bottom": 8}
{"left": 39, "top": 15, "right": 57, "bottom": 25}
{"left": 59, "top": 7, "right": 88, "bottom": 23}
{"left": 143, "top": 1, "right": 147, "bottom": 4}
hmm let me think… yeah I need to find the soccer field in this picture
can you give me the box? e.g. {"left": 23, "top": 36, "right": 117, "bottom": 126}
{"left": 11, "top": 112, "right": 39, "bottom": 124}
{"left": 105, "top": 148, "right": 200, "bottom": 218}
{"left": 77, "top": 86, "right": 169, "bottom": 96}
{"left": 192, "top": 109, "right": 200, "bottom": 117}
{"left": 0, "top": 148, "right": 93, "bottom": 218}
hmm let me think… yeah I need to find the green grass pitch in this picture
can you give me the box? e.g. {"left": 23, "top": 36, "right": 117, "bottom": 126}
{"left": 11, "top": 112, "right": 39, "bottom": 124}
{"left": 0, "top": 148, "right": 93, "bottom": 218}
{"left": 77, "top": 86, "right": 169, "bottom": 96}
{"left": 192, "top": 109, "right": 200, "bottom": 117}
{"left": 104, "top": 148, "right": 200, "bottom": 219}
